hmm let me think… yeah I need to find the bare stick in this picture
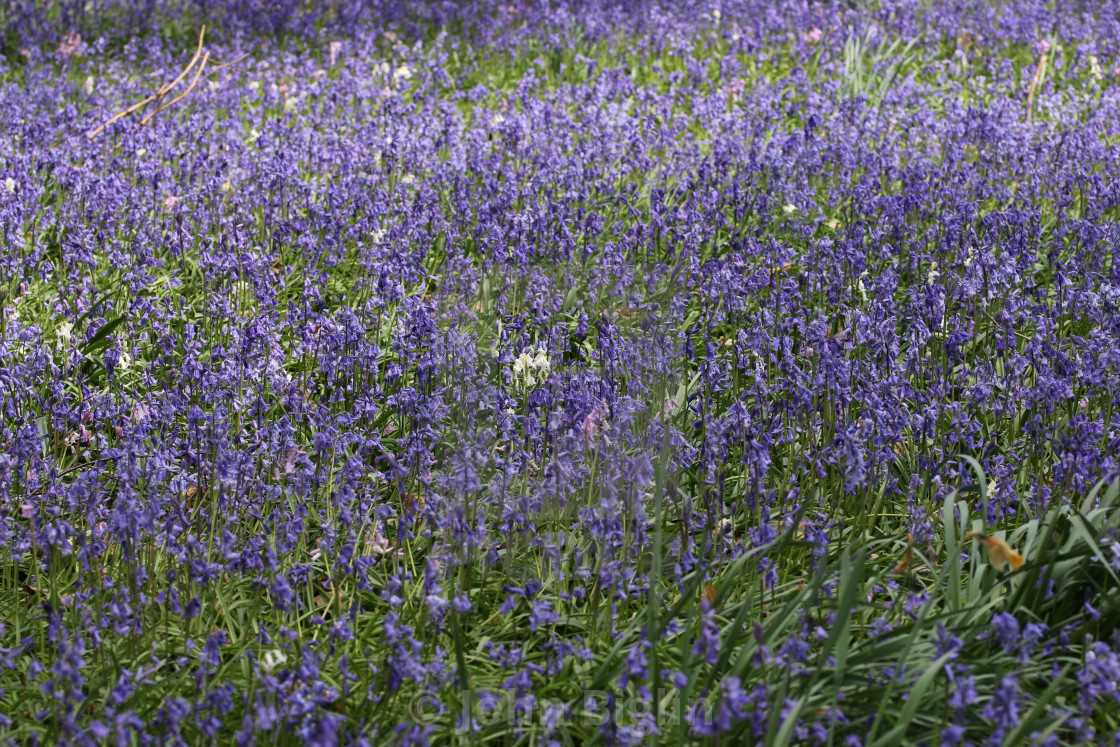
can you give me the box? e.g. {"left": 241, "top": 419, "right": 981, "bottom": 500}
{"left": 15, "top": 453, "right": 152, "bottom": 500}
{"left": 140, "top": 51, "right": 210, "bottom": 126}
{"left": 207, "top": 51, "right": 251, "bottom": 75}
{"left": 1026, "top": 50, "right": 1048, "bottom": 122}
{"left": 87, "top": 26, "right": 206, "bottom": 138}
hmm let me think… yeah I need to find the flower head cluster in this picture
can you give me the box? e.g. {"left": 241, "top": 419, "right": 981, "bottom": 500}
{"left": 511, "top": 347, "right": 551, "bottom": 390}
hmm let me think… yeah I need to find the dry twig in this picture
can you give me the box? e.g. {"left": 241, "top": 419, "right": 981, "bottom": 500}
{"left": 1026, "top": 48, "right": 1049, "bottom": 122}
{"left": 88, "top": 26, "right": 210, "bottom": 138}
{"left": 140, "top": 50, "right": 210, "bottom": 126}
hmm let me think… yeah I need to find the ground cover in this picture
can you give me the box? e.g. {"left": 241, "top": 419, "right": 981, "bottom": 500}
{"left": 1, "top": 1, "right": 1120, "bottom": 744}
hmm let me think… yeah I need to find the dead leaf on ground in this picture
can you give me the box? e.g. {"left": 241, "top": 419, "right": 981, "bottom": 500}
{"left": 964, "top": 531, "right": 1024, "bottom": 572}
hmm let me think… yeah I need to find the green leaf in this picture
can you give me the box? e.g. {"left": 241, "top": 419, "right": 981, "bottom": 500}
{"left": 943, "top": 489, "right": 962, "bottom": 613}
{"left": 80, "top": 314, "right": 127, "bottom": 354}
{"left": 774, "top": 695, "right": 806, "bottom": 746}
{"left": 1001, "top": 663, "right": 1073, "bottom": 747}
{"left": 869, "top": 652, "right": 954, "bottom": 746}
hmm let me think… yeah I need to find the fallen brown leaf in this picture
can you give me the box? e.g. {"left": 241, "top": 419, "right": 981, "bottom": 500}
{"left": 964, "top": 531, "right": 1024, "bottom": 572}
